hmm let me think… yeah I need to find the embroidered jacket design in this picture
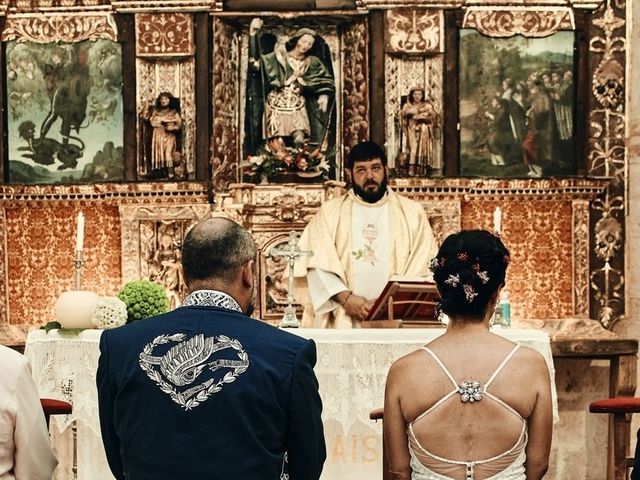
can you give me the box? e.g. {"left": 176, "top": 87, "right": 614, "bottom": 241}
{"left": 139, "top": 333, "right": 250, "bottom": 410}
{"left": 180, "top": 290, "right": 242, "bottom": 312}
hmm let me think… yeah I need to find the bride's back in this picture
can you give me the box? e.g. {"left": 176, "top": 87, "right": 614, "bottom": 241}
{"left": 397, "top": 332, "right": 544, "bottom": 479}
{"left": 383, "top": 230, "right": 552, "bottom": 480}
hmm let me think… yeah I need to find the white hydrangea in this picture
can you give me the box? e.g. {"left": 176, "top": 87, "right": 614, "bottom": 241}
{"left": 92, "top": 296, "right": 128, "bottom": 330}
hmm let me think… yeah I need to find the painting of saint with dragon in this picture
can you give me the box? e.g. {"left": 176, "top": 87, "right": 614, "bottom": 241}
{"left": 5, "top": 39, "right": 124, "bottom": 183}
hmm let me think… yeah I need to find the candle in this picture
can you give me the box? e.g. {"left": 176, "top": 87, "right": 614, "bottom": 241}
{"left": 493, "top": 207, "right": 502, "bottom": 235}
{"left": 76, "top": 211, "right": 85, "bottom": 252}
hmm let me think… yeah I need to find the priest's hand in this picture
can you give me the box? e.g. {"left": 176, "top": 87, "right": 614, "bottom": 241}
{"left": 343, "top": 294, "right": 373, "bottom": 322}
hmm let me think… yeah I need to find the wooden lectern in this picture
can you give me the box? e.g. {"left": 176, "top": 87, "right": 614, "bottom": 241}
{"left": 362, "top": 276, "right": 440, "bottom": 328}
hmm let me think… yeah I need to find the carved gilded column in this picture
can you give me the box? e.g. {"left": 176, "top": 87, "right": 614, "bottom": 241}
{"left": 588, "top": 0, "right": 627, "bottom": 328}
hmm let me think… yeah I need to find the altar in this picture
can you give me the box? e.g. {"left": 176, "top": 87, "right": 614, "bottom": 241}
{"left": 25, "top": 326, "right": 556, "bottom": 480}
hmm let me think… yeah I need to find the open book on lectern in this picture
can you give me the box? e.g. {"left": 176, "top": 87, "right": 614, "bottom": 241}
{"left": 364, "top": 275, "right": 440, "bottom": 325}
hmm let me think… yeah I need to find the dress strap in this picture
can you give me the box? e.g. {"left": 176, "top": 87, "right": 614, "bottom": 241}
{"left": 485, "top": 344, "right": 520, "bottom": 389}
{"left": 421, "top": 347, "right": 458, "bottom": 388}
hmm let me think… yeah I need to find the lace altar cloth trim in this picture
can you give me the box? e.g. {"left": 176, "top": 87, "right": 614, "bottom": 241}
{"left": 23, "top": 327, "right": 556, "bottom": 480}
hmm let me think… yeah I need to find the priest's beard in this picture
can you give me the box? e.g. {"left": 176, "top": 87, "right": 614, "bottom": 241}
{"left": 352, "top": 174, "right": 388, "bottom": 204}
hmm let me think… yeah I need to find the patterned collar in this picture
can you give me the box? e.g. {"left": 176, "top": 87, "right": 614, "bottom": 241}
{"left": 180, "top": 290, "right": 243, "bottom": 313}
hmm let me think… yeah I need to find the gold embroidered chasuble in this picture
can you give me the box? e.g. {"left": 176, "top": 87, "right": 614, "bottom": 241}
{"left": 294, "top": 188, "right": 438, "bottom": 328}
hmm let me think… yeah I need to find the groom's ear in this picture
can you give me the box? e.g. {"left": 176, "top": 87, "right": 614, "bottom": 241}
{"left": 241, "top": 260, "right": 255, "bottom": 289}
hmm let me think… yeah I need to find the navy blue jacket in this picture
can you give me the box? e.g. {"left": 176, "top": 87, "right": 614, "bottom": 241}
{"left": 97, "top": 305, "right": 326, "bottom": 479}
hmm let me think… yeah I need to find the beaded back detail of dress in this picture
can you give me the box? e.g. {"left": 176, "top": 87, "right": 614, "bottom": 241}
{"left": 407, "top": 345, "right": 527, "bottom": 480}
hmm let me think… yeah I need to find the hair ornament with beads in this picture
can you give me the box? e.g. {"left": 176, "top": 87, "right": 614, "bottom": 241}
{"left": 463, "top": 284, "right": 478, "bottom": 303}
{"left": 429, "top": 257, "right": 440, "bottom": 272}
{"left": 476, "top": 271, "right": 490, "bottom": 284}
{"left": 457, "top": 252, "right": 469, "bottom": 262}
{"left": 444, "top": 274, "right": 460, "bottom": 287}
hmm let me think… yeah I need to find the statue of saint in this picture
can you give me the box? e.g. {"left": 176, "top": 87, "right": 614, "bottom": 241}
{"left": 141, "top": 92, "right": 182, "bottom": 179}
{"left": 245, "top": 18, "right": 335, "bottom": 157}
{"left": 400, "top": 87, "right": 438, "bottom": 176}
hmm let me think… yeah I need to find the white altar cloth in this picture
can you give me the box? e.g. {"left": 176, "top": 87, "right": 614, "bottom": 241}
{"left": 25, "top": 327, "right": 556, "bottom": 480}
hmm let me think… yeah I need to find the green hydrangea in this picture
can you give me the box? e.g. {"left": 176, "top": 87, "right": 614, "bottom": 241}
{"left": 117, "top": 280, "right": 170, "bottom": 323}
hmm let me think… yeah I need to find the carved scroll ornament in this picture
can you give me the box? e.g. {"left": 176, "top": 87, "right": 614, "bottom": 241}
{"left": 385, "top": 9, "right": 442, "bottom": 54}
{"left": 462, "top": 7, "right": 574, "bottom": 38}
{"left": 2, "top": 14, "right": 117, "bottom": 43}
{"left": 136, "top": 13, "right": 195, "bottom": 57}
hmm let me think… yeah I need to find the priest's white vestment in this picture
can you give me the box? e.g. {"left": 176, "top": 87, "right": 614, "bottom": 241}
{"left": 295, "top": 188, "right": 438, "bottom": 328}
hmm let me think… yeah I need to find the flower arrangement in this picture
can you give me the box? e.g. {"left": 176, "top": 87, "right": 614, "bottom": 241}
{"left": 117, "top": 280, "right": 170, "bottom": 323}
{"left": 92, "top": 296, "right": 128, "bottom": 329}
{"left": 244, "top": 137, "right": 334, "bottom": 182}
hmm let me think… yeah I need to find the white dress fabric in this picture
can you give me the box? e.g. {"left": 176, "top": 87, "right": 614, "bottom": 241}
{"left": 408, "top": 345, "right": 527, "bottom": 480}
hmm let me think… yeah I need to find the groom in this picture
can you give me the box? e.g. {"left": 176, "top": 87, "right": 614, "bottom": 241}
{"left": 97, "top": 217, "right": 326, "bottom": 479}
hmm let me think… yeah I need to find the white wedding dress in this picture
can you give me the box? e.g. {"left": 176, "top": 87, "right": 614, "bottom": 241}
{"left": 407, "top": 345, "right": 528, "bottom": 480}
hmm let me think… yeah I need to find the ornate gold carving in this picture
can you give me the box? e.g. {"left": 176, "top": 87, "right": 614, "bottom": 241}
{"left": 136, "top": 13, "right": 194, "bottom": 57}
{"left": 2, "top": 14, "right": 117, "bottom": 43}
{"left": 0, "top": 182, "right": 208, "bottom": 207}
{"left": 258, "top": 234, "right": 304, "bottom": 322}
{"left": 357, "top": 0, "right": 601, "bottom": 7}
{"left": 385, "top": 9, "right": 442, "bottom": 54}
{"left": 385, "top": 56, "right": 443, "bottom": 173}
{"left": 462, "top": 200, "right": 574, "bottom": 321}
{"left": 462, "top": 8, "right": 574, "bottom": 38}
{"left": 588, "top": 0, "right": 626, "bottom": 328}
{"left": 6, "top": 205, "right": 122, "bottom": 329}
{"left": 390, "top": 177, "right": 609, "bottom": 201}
{"left": 212, "top": 18, "right": 239, "bottom": 190}
{"left": 136, "top": 59, "right": 197, "bottom": 179}
{"left": 119, "top": 205, "right": 211, "bottom": 294}
{"left": 0, "top": 211, "right": 8, "bottom": 328}
{"left": 572, "top": 200, "right": 590, "bottom": 317}
{"left": 593, "top": 59, "right": 624, "bottom": 110}
{"left": 112, "top": 0, "right": 216, "bottom": 12}
{"left": 268, "top": 190, "right": 307, "bottom": 223}
{"left": 342, "top": 18, "right": 369, "bottom": 158}
{"left": 423, "top": 201, "right": 459, "bottom": 246}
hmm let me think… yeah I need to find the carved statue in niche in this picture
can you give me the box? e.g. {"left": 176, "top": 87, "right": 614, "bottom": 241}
{"left": 140, "top": 220, "right": 189, "bottom": 309}
{"left": 243, "top": 18, "right": 336, "bottom": 182}
{"left": 398, "top": 86, "right": 441, "bottom": 176}
{"left": 140, "top": 92, "right": 183, "bottom": 180}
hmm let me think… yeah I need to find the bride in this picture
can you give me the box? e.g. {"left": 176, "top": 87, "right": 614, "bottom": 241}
{"left": 384, "top": 230, "right": 552, "bottom": 480}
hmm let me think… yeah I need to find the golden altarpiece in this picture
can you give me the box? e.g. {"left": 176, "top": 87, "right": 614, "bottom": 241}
{"left": 0, "top": 0, "right": 627, "bottom": 341}
{"left": 0, "top": 1, "right": 633, "bottom": 478}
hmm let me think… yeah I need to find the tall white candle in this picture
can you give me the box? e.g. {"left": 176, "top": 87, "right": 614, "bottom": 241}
{"left": 76, "top": 212, "right": 85, "bottom": 252}
{"left": 493, "top": 207, "right": 502, "bottom": 234}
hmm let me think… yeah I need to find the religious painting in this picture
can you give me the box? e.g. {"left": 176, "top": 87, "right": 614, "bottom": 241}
{"left": 241, "top": 18, "right": 339, "bottom": 184}
{"left": 5, "top": 39, "right": 123, "bottom": 184}
{"left": 459, "top": 30, "right": 576, "bottom": 178}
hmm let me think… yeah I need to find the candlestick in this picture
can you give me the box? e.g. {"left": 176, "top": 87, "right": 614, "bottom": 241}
{"left": 76, "top": 211, "right": 85, "bottom": 252}
{"left": 493, "top": 207, "right": 502, "bottom": 235}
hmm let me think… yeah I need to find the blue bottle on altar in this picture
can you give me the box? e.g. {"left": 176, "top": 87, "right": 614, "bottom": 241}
{"left": 500, "top": 291, "right": 511, "bottom": 327}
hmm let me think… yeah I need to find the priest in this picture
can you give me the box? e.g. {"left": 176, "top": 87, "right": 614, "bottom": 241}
{"left": 295, "top": 140, "right": 438, "bottom": 328}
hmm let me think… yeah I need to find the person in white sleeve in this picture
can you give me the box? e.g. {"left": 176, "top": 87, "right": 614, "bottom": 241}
{"left": 0, "top": 345, "right": 57, "bottom": 480}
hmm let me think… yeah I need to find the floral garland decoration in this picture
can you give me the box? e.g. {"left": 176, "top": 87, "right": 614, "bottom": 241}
{"left": 243, "top": 137, "right": 334, "bottom": 182}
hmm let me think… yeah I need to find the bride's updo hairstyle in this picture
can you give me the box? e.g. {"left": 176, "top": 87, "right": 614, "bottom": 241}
{"left": 430, "top": 230, "right": 510, "bottom": 322}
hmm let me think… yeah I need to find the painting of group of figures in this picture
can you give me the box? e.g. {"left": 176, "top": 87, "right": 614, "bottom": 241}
{"left": 5, "top": 39, "right": 124, "bottom": 183}
{"left": 459, "top": 29, "right": 576, "bottom": 178}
